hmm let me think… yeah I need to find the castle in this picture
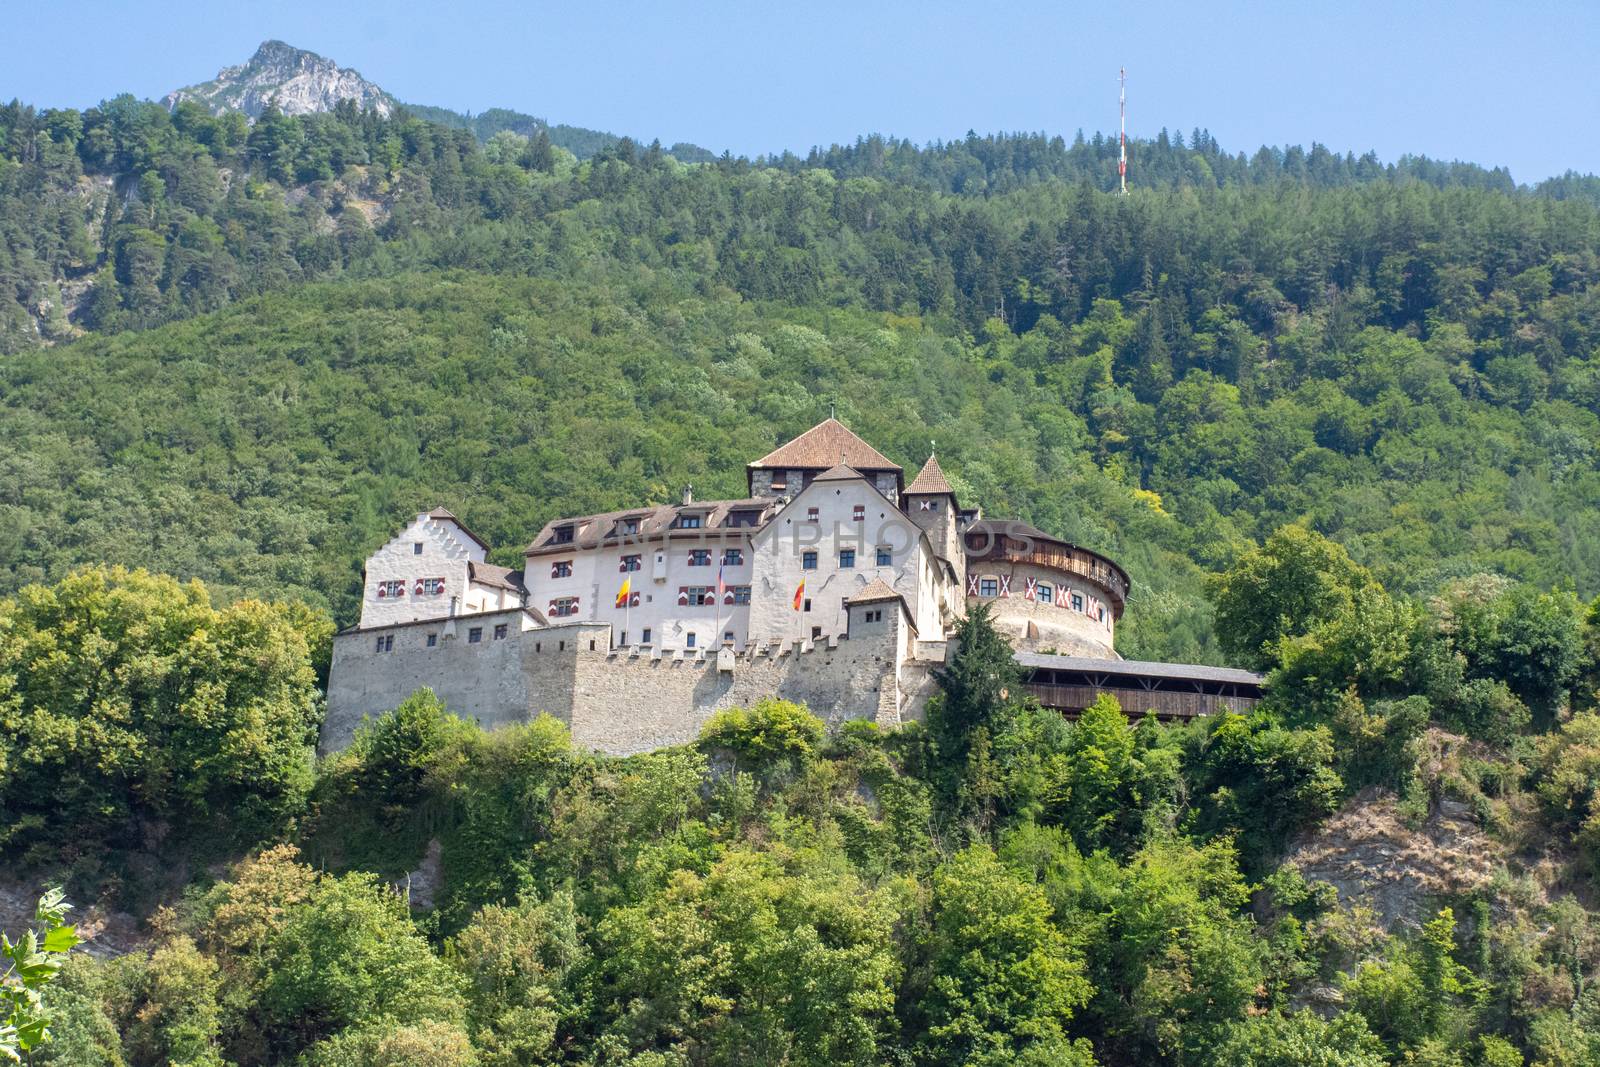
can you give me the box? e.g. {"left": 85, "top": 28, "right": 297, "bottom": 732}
{"left": 323, "top": 418, "right": 1260, "bottom": 754}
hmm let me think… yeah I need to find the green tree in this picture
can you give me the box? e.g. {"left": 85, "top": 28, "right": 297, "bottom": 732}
{"left": 594, "top": 846, "right": 904, "bottom": 1066}
{"left": 446, "top": 892, "right": 584, "bottom": 1067}
{"left": 912, "top": 845, "right": 1094, "bottom": 1066}
{"left": 1, "top": 888, "right": 81, "bottom": 1062}
{"left": 1209, "top": 525, "right": 1379, "bottom": 670}
{"left": 0, "top": 568, "right": 321, "bottom": 869}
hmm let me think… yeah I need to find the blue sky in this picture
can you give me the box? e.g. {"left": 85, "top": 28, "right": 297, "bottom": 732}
{"left": 9, "top": 1, "right": 1598, "bottom": 182}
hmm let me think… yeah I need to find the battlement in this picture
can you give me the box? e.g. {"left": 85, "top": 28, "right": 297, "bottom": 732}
{"left": 323, "top": 604, "right": 941, "bottom": 756}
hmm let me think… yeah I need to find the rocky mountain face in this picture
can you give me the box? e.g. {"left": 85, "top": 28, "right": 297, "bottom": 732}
{"left": 164, "top": 40, "right": 395, "bottom": 119}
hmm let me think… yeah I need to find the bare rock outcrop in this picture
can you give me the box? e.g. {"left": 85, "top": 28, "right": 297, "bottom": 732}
{"left": 164, "top": 40, "right": 395, "bottom": 120}
{"left": 1286, "top": 785, "right": 1502, "bottom": 931}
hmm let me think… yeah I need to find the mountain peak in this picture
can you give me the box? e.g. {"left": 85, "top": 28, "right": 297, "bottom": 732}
{"left": 164, "top": 40, "right": 395, "bottom": 119}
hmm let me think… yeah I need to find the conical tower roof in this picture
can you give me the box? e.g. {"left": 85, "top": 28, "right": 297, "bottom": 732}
{"left": 906, "top": 454, "right": 955, "bottom": 497}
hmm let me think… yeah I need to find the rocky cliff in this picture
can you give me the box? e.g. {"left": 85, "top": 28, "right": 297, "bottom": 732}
{"left": 164, "top": 39, "right": 395, "bottom": 119}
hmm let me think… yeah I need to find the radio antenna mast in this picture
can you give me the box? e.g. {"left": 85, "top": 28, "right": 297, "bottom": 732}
{"left": 1119, "top": 67, "right": 1128, "bottom": 195}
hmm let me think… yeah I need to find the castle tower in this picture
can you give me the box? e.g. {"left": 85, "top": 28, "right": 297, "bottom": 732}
{"left": 746, "top": 417, "right": 904, "bottom": 502}
{"left": 904, "top": 453, "right": 966, "bottom": 600}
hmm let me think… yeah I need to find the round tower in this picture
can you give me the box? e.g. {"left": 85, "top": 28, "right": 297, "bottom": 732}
{"left": 963, "top": 520, "right": 1127, "bottom": 658}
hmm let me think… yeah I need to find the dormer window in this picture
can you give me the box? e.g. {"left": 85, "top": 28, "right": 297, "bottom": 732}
{"left": 621, "top": 517, "right": 640, "bottom": 536}
{"left": 674, "top": 513, "right": 703, "bottom": 529}
{"left": 551, "top": 524, "right": 575, "bottom": 544}
{"left": 727, "top": 511, "right": 759, "bottom": 528}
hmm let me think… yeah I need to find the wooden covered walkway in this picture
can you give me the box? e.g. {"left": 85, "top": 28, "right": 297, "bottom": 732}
{"left": 1016, "top": 652, "right": 1264, "bottom": 722}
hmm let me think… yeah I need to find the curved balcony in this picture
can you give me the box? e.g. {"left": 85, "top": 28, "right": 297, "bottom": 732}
{"left": 964, "top": 520, "right": 1129, "bottom": 614}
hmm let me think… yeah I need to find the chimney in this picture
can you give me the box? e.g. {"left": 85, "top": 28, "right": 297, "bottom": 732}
{"left": 681, "top": 484, "right": 694, "bottom": 506}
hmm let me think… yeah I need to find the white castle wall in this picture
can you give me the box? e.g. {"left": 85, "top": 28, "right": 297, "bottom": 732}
{"left": 525, "top": 533, "right": 757, "bottom": 653}
{"left": 749, "top": 477, "right": 945, "bottom": 644}
{"left": 359, "top": 514, "right": 486, "bottom": 629}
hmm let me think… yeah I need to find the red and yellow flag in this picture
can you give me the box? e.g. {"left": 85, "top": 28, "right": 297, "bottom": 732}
{"left": 793, "top": 579, "right": 805, "bottom": 611}
{"left": 615, "top": 576, "right": 631, "bottom": 608}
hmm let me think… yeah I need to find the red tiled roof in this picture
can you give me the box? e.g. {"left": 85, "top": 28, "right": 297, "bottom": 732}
{"left": 905, "top": 455, "right": 954, "bottom": 496}
{"left": 468, "top": 560, "right": 525, "bottom": 593}
{"left": 748, "top": 418, "right": 901, "bottom": 472}
{"left": 524, "top": 498, "right": 779, "bottom": 555}
{"left": 847, "top": 578, "right": 905, "bottom": 605}
{"left": 813, "top": 463, "right": 865, "bottom": 483}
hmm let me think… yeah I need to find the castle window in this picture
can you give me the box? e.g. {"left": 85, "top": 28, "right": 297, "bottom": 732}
{"left": 620, "top": 554, "right": 642, "bottom": 572}
{"left": 839, "top": 549, "right": 856, "bottom": 568}
{"left": 724, "top": 631, "right": 735, "bottom": 643}
{"left": 841, "top": 597, "right": 850, "bottom": 611}
{"left": 876, "top": 546, "right": 892, "bottom": 566}
{"left": 620, "top": 631, "right": 628, "bottom": 645}
{"left": 852, "top": 505, "right": 865, "bottom": 522}
{"left": 806, "top": 506, "right": 819, "bottom": 521}
{"left": 377, "top": 580, "right": 406, "bottom": 599}
{"left": 642, "top": 628, "right": 652, "bottom": 644}
{"left": 802, "top": 551, "right": 817, "bottom": 570}
{"left": 413, "top": 542, "right": 424, "bottom": 555}
{"left": 1036, "top": 582, "right": 1053, "bottom": 604}
{"left": 674, "top": 513, "right": 703, "bottom": 529}
{"left": 804, "top": 598, "right": 812, "bottom": 612}
{"left": 1071, "top": 592, "right": 1084, "bottom": 612}
{"left": 551, "top": 560, "right": 573, "bottom": 578}
{"left": 722, "top": 548, "right": 744, "bottom": 566}
{"left": 919, "top": 500, "right": 937, "bottom": 511}
{"left": 688, "top": 549, "right": 712, "bottom": 566}
{"left": 551, "top": 525, "right": 575, "bottom": 544}
{"left": 494, "top": 624, "right": 508, "bottom": 640}
{"left": 374, "top": 634, "right": 394, "bottom": 653}
{"left": 421, "top": 577, "right": 446, "bottom": 595}
{"left": 426, "top": 633, "right": 437, "bottom": 647}
{"left": 685, "top": 586, "right": 713, "bottom": 605}
{"left": 686, "top": 632, "right": 697, "bottom": 649}
{"left": 979, "top": 578, "right": 998, "bottom": 597}
{"left": 621, "top": 517, "right": 640, "bottom": 535}
{"left": 468, "top": 627, "right": 483, "bottom": 644}
{"left": 549, "top": 597, "right": 579, "bottom": 618}
{"left": 811, "top": 626, "right": 822, "bottom": 639}
{"left": 732, "top": 585, "right": 752, "bottom": 605}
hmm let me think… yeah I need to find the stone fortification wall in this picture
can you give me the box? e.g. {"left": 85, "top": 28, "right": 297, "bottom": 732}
{"left": 561, "top": 626, "right": 937, "bottom": 754}
{"left": 322, "top": 608, "right": 542, "bottom": 752}
{"left": 323, "top": 611, "right": 942, "bottom": 757}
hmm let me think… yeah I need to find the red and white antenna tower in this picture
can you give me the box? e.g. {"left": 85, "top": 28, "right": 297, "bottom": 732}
{"left": 1119, "top": 67, "right": 1128, "bottom": 195}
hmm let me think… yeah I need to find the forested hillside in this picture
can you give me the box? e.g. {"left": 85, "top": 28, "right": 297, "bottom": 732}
{"left": 5, "top": 558, "right": 1600, "bottom": 1066}
{"left": 5, "top": 75, "right": 1600, "bottom": 1067}
{"left": 4, "top": 98, "right": 1600, "bottom": 658}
